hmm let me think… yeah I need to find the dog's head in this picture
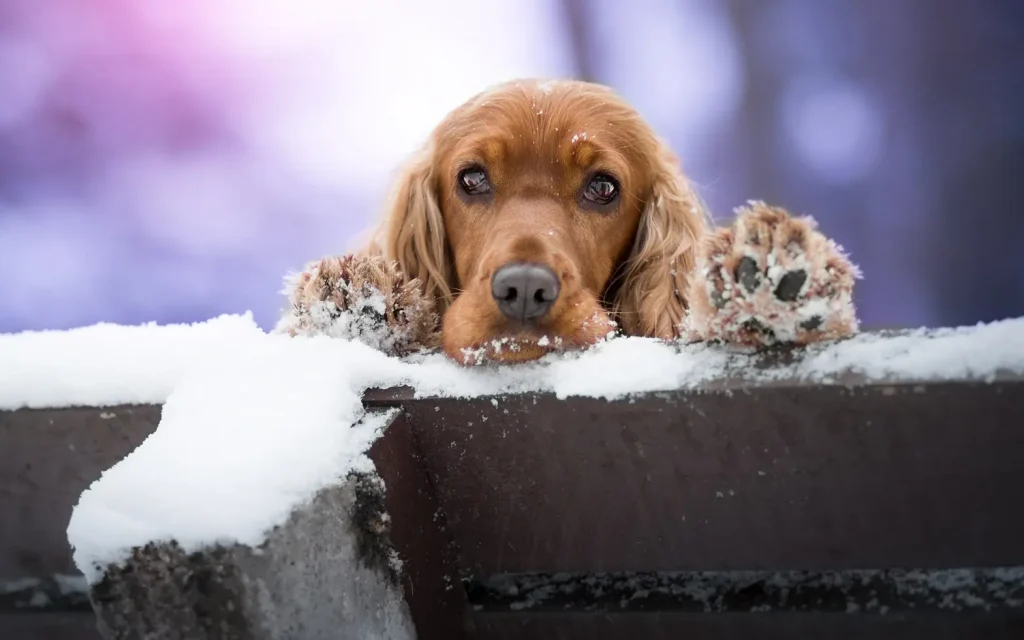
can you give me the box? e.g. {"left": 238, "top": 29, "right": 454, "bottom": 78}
{"left": 374, "top": 79, "right": 710, "bottom": 364}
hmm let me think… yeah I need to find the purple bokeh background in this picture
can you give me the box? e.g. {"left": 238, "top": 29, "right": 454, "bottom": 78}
{"left": 2, "top": 0, "right": 1022, "bottom": 334}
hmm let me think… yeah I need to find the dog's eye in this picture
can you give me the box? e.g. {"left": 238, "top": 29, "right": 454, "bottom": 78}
{"left": 583, "top": 173, "right": 619, "bottom": 205}
{"left": 458, "top": 166, "right": 491, "bottom": 196}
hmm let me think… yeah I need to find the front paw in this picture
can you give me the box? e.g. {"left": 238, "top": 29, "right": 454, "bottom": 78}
{"left": 274, "top": 254, "right": 439, "bottom": 356}
{"left": 684, "top": 201, "right": 860, "bottom": 347}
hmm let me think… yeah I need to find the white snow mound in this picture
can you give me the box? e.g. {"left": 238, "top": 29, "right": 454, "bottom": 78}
{"left": 66, "top": 334, "right": 396, "bottom": 583}
{"left": 3, "top": 314, "right": 1023, "bottom": 412}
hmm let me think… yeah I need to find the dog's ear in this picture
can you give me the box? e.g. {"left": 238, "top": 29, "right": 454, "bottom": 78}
{"left": 371, "top": 143, "right": 456, "bottom": 311}
{"left": 610, "top": 141, "right": 710, "bottom": 339}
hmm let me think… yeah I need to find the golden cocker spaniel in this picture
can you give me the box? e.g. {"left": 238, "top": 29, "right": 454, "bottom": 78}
{"left": 277, "top": 79, "right": 859, "bottom": 364}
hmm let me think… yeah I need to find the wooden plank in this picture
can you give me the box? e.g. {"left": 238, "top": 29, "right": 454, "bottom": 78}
{"left": 0, "top": 405, "right": 160, "bottom": 578}
{"left": 370, "top": 379, "right": 1024, "bottom": 575}
{"left": 0, "top": 406, "right": 467, "bottom": 639}
{"left": 0, "top": 613, "right": 102, "bottom": 640}
{"left": 464, "top": 611, "right": 1024, "bottom": 640}
{"left": 4, "top": 328, "right": 1023, "bottom": 639}
{"left": 366, "top": 411, "right": 469, "bottom": 639}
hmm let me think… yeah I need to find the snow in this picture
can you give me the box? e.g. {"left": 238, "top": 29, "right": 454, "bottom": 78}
{"left": 1, "top": 573, "right": 89, "bottom": 610}
{"left": 1, "top": 310, "right": 1020, "bottom": 583}
{"left": 278, "top": 288, "right": 397, "bottom": 350}
{"left": 793, "top": 319, "right": 1024, "bottom": 383}
{"left": 0, "top": 313, "right": 264, "bottom": 410}
{"left": 3, "top": 314, "right": 1024, "bottom": 412}
{"left": 66, "top": 333, "right": 400, "bottom": 583}
{"left": 536, "top": 79, "right": 559, "bottom": 95}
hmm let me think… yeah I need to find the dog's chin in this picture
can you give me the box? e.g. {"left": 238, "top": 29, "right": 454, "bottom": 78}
{"left": 445, "top": 331, "right": 566, "bottom": 366}
{"left": 441, "top": 308, "right": 617, "bottom": 366}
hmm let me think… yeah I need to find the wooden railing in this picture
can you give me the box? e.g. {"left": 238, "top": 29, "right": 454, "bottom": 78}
{"left": 2, "top": 338, "right": 1023, "bottom": 639}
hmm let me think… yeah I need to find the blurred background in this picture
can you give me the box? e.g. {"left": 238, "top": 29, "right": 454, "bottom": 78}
{"left": 1, "top": 0, "right": 1022, "bottom": 334}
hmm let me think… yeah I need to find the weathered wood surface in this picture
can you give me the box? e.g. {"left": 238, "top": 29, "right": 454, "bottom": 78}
{"left": 0, "top": 405, "right": 161, "bottom": 580}
{"left": 2, "top": 330, "right": 1022, "bottom": 639}
{"left": 0, "top": 406, "right": 158, "bottom": 640}
{"left": 368, "top": 375, "right": 1024, "bottom": 638}
{"left": 367, "top": 378, "right": 1024, "bottom": 575}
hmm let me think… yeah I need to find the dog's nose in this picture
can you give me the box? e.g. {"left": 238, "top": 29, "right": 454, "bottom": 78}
{"left": 491, "top": 263, "right": 560, "bottom": 321}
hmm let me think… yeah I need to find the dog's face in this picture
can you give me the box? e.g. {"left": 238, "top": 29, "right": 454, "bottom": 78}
{"left": 379, "top": 80, "right": 708, "bottom": 364}
{"left": 435, "top": 82, "right": 651, "bottom": 363}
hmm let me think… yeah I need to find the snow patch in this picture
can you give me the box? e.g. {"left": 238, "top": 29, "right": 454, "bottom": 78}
{"left": 0, "top": 312, "right": 1017, "bottom": 583}
{"left": 792, "top": 319, "right": 1024, "bottom": 383}
{"left": 3, "top": 315, "right": 1024, "bottom": 412}
{"left": 292, "top": 289, "right": 400, "bottom": 354}
{"left": 536, "top": 79, "right": 559, "bottom": 95}
{"left": 0, "top": 313, "right": 264, "bottom": 410}
{"left": 66, "top": 333, "right": 399, "bottom": 583}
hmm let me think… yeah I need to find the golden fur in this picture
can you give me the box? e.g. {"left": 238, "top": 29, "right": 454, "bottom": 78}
{"left": 367, "top": 79, "right": 712, "bottom": 362}
{"left": 283, "top": 79, "right": 859, "bottom": 363}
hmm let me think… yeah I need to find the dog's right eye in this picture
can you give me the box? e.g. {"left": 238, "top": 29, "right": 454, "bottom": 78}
{"left": 458, "top": 166, "right": 491, "bottom": 196}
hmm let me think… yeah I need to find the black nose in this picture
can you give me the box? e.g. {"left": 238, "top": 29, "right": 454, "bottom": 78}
{"left": 491, "top": 263, "right": 560, "bottom": 321}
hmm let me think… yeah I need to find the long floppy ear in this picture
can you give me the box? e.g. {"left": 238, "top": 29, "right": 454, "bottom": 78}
{"left": 368, "top": 143, "right": 457, "bottom": 312}
{"left": 610, "top": 142, "right": 711, "bottom": 339}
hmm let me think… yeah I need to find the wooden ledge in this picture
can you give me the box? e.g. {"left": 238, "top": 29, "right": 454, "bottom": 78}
{"left": 2, "top": 331, "right": 1023, "bottom": 639}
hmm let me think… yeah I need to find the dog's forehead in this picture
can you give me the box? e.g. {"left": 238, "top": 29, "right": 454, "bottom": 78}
{"left": 436, "top": 80, "right": 649, "bottom": 169}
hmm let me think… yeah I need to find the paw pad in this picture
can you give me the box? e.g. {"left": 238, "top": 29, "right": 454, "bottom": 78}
{"left": 685, "top": 201, "right": 860, "bottom": 347}
{"left": 736, "top": 257, "right": 761, "bottom": 294}
{"left": 799, "top": 315, "right": 824, "bottom": 331}
{"left": 774, "top": 269, "right": 806, "bottom": 302}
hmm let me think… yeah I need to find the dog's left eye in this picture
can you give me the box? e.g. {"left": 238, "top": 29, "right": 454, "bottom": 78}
{"left": 458, "top": 166, "right": 491, "bottom": 196}
{"left": 583, "top": 173, "right": 619, "bottom": 205}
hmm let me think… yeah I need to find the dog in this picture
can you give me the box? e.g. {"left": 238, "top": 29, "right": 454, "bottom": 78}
{"left": 277, "top": 79, "right": 859, "bottom": 364}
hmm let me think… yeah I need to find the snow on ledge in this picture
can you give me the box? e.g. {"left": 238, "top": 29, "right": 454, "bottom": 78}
{"left": 2, "top": 314, "right": 1024, "bottom": 412}
{"left": 66, "top": 334, "right": 398, "bottom": 583}
{"left": 44, "top": 313, "right": 1022, "bottom": 583}
{"left": 0, "top": 313, "right": 263, "bottom": 410}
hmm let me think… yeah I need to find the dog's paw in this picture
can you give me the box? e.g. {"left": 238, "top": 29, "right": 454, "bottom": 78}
{"left": 274, "top": 254, "right": 439, "bottom": 357}
{"left": 683, "top": 201, "right": 860, "bottom": 347}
